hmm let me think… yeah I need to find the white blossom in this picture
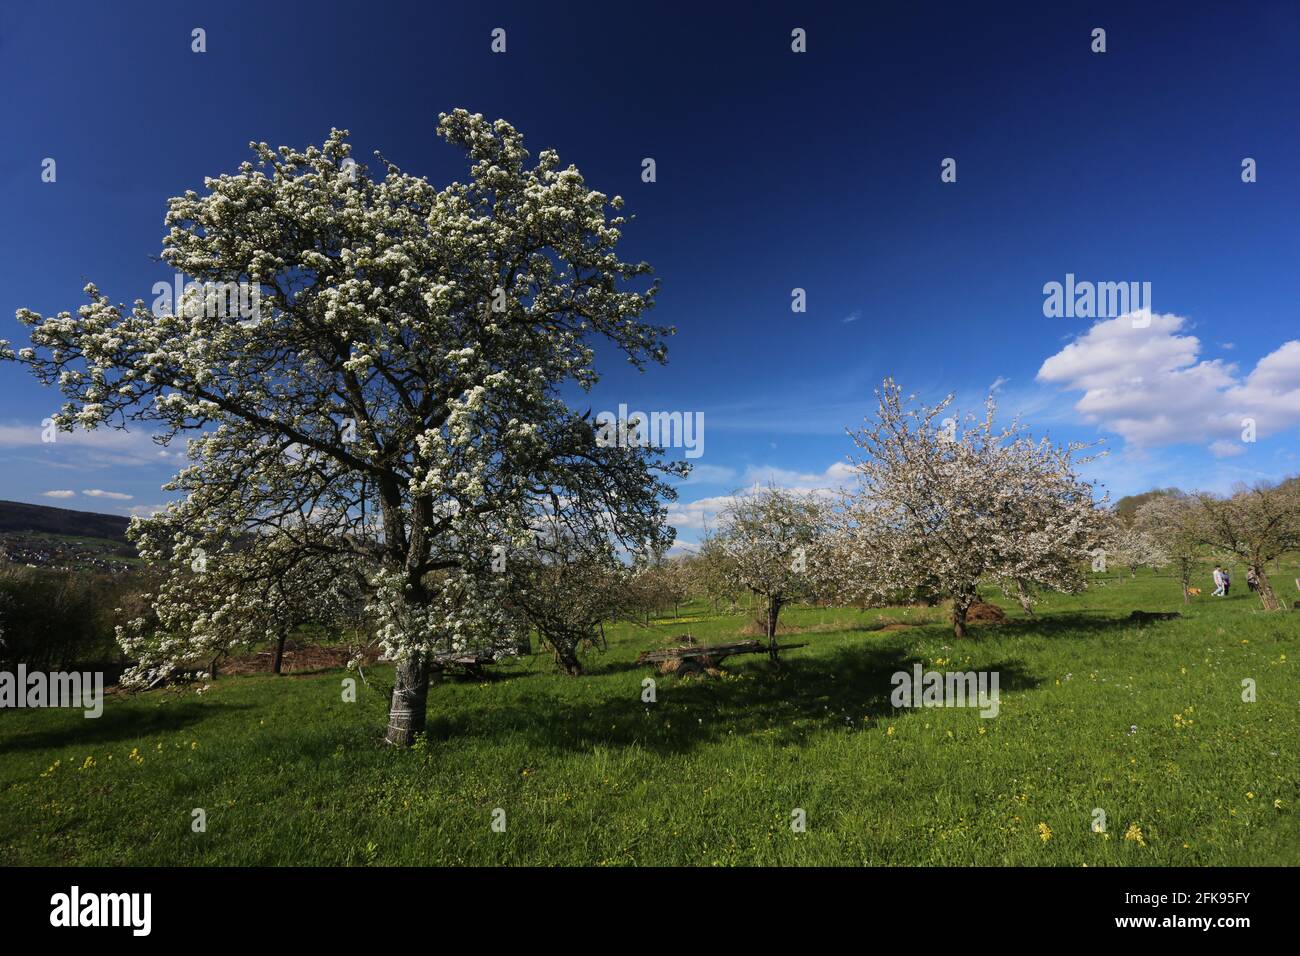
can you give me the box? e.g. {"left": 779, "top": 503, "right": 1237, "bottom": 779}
{"left": 827, "top": 380, "right": 1107, "bottom": 638}
{"left": 7, "top": 111, "right": 685, "bottom": 744}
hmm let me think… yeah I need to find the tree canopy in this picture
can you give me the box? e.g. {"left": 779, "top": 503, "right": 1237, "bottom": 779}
{"left": 832, "top": 380, "right": 1107, "bottom": 637}
{"left": 4, "top": 110, "right": 684, "bottom": 744}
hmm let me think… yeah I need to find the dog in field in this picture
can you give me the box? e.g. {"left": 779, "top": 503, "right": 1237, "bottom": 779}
{"left": 1185, "top": 587, "right": 1202, "bottom": 597}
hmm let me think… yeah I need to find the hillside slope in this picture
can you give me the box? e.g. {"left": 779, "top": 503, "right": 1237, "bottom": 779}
{"left": 0, "top": 499, "right": 131, "bottom": 541}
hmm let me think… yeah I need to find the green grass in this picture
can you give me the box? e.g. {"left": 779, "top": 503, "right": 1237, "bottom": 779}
{"left": 2, "top": 568, "right": 1297, "bottom": 866}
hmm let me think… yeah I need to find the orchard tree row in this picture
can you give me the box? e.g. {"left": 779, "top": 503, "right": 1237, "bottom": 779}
{"left": 5, "top": 113, "right": 1296, "bottom": 746}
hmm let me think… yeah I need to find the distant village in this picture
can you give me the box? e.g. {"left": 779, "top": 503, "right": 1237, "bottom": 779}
{"left": 0, "top": 532, "right": 138, "bottom": 574}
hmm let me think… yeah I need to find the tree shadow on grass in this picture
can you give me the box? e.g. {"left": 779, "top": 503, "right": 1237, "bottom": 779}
{"left": 815, "top": 609, "right": 1153, "bottom": 644}
{"left": 575, "top": 658, "right": 651, "bottom": 677}
{"left": 995, "top": 609, "right": 1179, "bottom": 639}
{"left": 425, "top": 642, "right": 1041, "bottom": 757}
{"left": 0, "top": 701, "right": 249, "bottom": 755}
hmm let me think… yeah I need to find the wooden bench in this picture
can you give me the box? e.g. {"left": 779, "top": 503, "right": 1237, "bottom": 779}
{"left": 428, "top": 644, "right": 519, "bottom": 679}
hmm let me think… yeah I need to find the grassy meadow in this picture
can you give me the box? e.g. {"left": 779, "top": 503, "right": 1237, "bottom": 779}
{"left": 2, "top": 565, "right": 1296, "bottom": 866}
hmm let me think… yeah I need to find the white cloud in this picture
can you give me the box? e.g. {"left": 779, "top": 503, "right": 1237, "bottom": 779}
{"left": 666, "top": 493, "right": 741, "bottom": 533}
{"left": 0, "top": 422, "right": 186, "bottom": 467}
{"left": 82, "top": 489, "right": 133, "bottom": 501}
{"left": 1082, "top": 444, "right": 1279, "bottom": 499}
{"left": 1208, "top": 440, "right": 1247, "bottom": 458}
{"left": 676, "top": 463, "right": 739, "bottom": 486}
{"left": 738, "top": 461, "right": 854, "bottom": 490}
{"left": 667, "top": 461, "right": 853, "bottom": 537}
{"left": 1036, "top": 312, "right": 1300, "bottom": 452}
{"left": 121, "top": 504, "right": 168, "bottom": 518}
{"left": 40, "top": 489, "right": 76, "bottom": 499}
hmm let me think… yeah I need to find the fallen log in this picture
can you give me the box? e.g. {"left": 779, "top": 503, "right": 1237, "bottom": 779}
{"left": 635, "top": 639, "right": 809, "bottom": 665}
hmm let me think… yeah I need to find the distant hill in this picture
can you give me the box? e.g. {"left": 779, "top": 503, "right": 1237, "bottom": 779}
{"left": 1112, "top": 487, "right": 1181, "bottom": 525}
{"left": 0, "top": 500, "right": 132, "bottom": 542}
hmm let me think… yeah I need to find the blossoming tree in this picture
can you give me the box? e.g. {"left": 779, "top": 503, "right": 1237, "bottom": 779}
{"left": 4, "top": 110, "right": 683, "bottom": 745}
{"left": 713, "top": 485, "right": 829, "bottom": 663}
{"left": 119, "top": 530, "right": 367, "bottom": 681}
{"left": 503, "top": 529, "right": 629, "bottom": 676}
{"left": 1189, "top": 481, "right": 1300, "bottom": 611}
{"left": 834, "top": 380, "right": 1106, "bottom": 637}
{"left": 1134, "top": 492, "right": 1201, "bottom": 603}
{"left": 1104, "top": 521, "right": 1169, "bottom": 580}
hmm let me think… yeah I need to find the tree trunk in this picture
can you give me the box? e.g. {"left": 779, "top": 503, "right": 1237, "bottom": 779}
{"left": 1015, "top": 580, "right": 1034, "bottom": 617}
{"left": 272, "top": 630, "right": 287, "bottom": 675}
{"left": 1254, "top": 565, "right": 1281, "bottom": 611}
{"left": 766, "top": 595, "right": 781, "bottom": 664}
{"left": 554, "top": 643, "right": 583, "bottom": 676}
{"left": 384, "top": 656, "right": 430, "bottom": 747}
{"left": 952, "top": 600, "right": 970, "bottom": 639}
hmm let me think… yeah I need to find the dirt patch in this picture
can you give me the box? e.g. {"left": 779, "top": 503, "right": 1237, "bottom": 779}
{"left": 873, "top": 621, "right": 915, "bottom": 633}
{"left": 965, "top": 602, "right": 1007, "bottom": 625}
{"left": 659, "top": 633, "right": 697, "bottom": 646}
{"left": 223, "top": 640, "right": 380, "bottom": 676}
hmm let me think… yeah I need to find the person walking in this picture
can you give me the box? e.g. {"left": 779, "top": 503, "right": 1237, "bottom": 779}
{"left": 1223, "top": 567, "right": 1231, "bottom": 596}
{"left": 1212, "top": 566, "right": 1225, "bottom": 597}
{"left": 1247, "top": 568, "right": 1259, "bottom": 593}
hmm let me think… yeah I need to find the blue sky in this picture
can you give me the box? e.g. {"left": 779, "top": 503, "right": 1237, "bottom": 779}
{"left": 1, "top": 1, "right": 1298, "bottom": 547}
